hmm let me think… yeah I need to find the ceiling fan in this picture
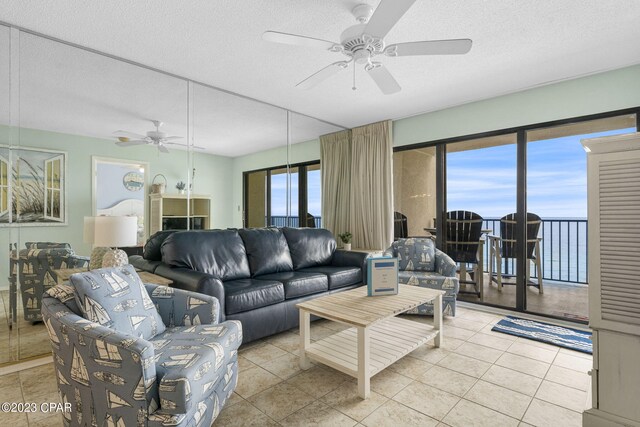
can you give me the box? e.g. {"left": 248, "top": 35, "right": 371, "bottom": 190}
{"left": 263, "top": 0, "right": 472, "bottom": 95}
{"left": 113, "top": 120, "right": 204, "bottom": 153}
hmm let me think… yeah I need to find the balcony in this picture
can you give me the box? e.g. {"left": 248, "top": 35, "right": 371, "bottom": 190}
{"left": 454, "top": 217, "right": 589, "bottom": 321}
{"left": 269, "top": 214, "right": 589, "bottom": 321}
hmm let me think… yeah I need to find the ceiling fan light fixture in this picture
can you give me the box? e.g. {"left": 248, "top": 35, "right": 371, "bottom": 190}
{"left": 352, "top": 4, "right": 374, "bottom": 24}
{"left": 263, "top": 0, "right": 471, "bottom": 94}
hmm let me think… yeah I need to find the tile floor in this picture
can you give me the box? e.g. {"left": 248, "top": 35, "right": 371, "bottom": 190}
{"left": 0, "top": 306, "right": 592, "bottom": 426}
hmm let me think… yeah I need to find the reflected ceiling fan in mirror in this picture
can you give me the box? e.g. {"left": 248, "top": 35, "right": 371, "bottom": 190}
{"left": 113, "top": 120, "right": 204, "bottom": 153}
{"left": 263, "top": 0, "right": 472, "bottom": 95}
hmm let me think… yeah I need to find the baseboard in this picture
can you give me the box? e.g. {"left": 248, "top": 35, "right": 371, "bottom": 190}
{"left": 0, "top": 354, "right": 53, "bottom": 376}
{"left": 583, "top": 408, "right": 640, "bottom": 427}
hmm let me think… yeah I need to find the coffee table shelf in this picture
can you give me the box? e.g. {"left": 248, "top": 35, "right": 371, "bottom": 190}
{"left": 305, "top": 316, "right": 439, "bottom": 377}
{"left": 297, "top": 284, "right": 444, "bottom": 399}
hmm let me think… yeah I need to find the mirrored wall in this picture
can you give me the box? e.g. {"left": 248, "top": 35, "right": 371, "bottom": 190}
{"left": 0, "top": 24, "right": 338, "bottom": 364}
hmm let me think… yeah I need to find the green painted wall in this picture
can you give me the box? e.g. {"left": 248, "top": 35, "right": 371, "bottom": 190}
{"left": 0, "top": 127, "right": 233, "bottom": 289}
{"left": 230, "top": 64, "right": 640, "bottom": 227}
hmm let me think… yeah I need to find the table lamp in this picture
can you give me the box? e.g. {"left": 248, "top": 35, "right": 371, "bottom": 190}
{"left": 83, "top": 216, "right": 108, "bottom": 269}
{"left": 88, "top": 216, "right": 138, "bottom": 268}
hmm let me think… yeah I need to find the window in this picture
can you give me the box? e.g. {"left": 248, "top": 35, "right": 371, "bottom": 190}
{"left": 44, "top": 155, "right": 64, "bottom": 222}
{"left": 243, "top": 161, "right": 321, "bottom": 228}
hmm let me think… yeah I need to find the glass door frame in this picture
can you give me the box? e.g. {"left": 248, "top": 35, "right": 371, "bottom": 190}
{"left": 243, "top": 159, "right": 321, "bottom": 228}
{"left": 395, "top": 106, "right": 640, "bottom": 322}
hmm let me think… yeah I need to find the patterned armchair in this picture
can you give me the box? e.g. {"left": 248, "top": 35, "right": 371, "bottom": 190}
{"left": 41, "top": 266, "right": 242, "bottom": 427}
{"left": 8, "top": 242, "right": 89, "bottom": 325}
{"left": 384, "top": 237, "right": 460, "bottom": 316}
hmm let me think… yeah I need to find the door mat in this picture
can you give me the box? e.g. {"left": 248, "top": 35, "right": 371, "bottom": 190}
{"left": 491, "top": 315, "right": 592, "bottom": 354}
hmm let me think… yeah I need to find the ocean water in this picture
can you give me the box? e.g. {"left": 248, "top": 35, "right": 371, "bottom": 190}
{"left": 482, "top": 218, "right": 588, "bottom": 284}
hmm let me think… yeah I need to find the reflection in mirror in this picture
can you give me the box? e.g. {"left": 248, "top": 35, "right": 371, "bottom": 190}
{"left": 8, "top": 30, "right": 190, "bottom": 362}
{"left": 288, "top": 112, "right": 343, "bottom": 230}
{"left": 92, "top": 157, "right": 148, "bottom": 245}
{"left": 0, "top": 24, "right": 15, "bottom": 365}
{"left": 192, "top": 83, "right": 288, "bottom": 228}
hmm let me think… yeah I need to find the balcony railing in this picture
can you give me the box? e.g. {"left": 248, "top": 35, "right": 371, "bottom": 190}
{"left": 267, "top": 216, "right": 587, "bottom": 285}
{"left": 482, "top": 218, "right": 588, "bottom": 285}
{"left": 269, "top": 216, "right": 322, "bottom": 228}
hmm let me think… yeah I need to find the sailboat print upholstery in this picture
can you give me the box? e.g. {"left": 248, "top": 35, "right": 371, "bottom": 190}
{"left": 9, "top": 241, "right": 89, "bottom": 323}
{"left": 41, "top": 267, "right": 242, "bottom": 427}
{"left": 384, "top": 238, "right": 460, "bottom": 316}
{"left": 71, "top": 265, "right": 166, "bottom": 339}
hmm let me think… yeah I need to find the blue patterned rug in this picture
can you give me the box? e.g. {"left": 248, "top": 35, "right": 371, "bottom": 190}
{"left": 491, "top": 316, "right": 592, "bottom": 354}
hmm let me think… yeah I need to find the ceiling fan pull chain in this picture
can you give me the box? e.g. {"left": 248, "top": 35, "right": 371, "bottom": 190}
{"left": 352, "top": 62, "right": 357, "bottom": 91}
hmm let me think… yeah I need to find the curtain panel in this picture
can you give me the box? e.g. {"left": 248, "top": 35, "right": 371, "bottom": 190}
{"left": 350, "top": 120, "right": 394, "bottom": 250}
{"left": 320, "top": 129, "right": 352, "bottom": 239}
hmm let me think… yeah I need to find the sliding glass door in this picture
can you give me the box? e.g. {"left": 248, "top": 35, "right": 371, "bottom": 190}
{"left": 446, "top": 134, "right": 518, "bottom": 310}
{"left": 524, "top": 114, "right": 637, "bottom": 321}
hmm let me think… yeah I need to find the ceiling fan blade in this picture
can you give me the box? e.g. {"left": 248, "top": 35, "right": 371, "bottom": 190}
{"left": 116, "top": 139, "right": 149, "bottom": 147}
{"left": 296, "top": 61, "right": 350, "bottom": 90}
{"left": 164, "top": 142, "right": 206, "bottom": 150}
{"left": 364, "top": 0, "right": 417, "bottom": 39}
{"left": 158, "top": 144, "right": 170, "bottom": 154}
{"left": 386, "top": 39, "right": 473, "bottom": 57}
{"left": 366, "top": 64, "right": 401, "bottom": 95}
{"left": 113, "top": 130, "right": 147, "bottom": 139}
{"left": 263, "top": 31, "right": 339, "bottom": 51}
{"left": 162, "top": 136, "right": 183, "bottom": 141}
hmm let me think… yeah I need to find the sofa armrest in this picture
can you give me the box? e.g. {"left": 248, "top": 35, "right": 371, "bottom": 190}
{"left": 153, "top": 265, "right": 226, "bottom": 321}
{"left": 146, "top": 283, "right": 219, "bottom": 327}
{"left": 129, "top": 255, "right": 161, "bottom": 273}
{"left": 331, "top": 249, "right": 369, "bottom": 284}
{"left": 435, "top": 248, "right": 457, "bottom": 277}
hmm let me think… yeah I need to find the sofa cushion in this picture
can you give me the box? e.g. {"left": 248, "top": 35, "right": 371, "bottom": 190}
{"left": 71, "top": 265, "right": 166, "bottom": 340}
{"left": 281, "top": 228, "right": 336, "bottom": 269}
{"left": 256, "top": 272, "right": 328, "bottom": 299}
{"left": 224, "top": 279, "right": 285, "bottom": 315}
{"left": 396, "top": 238, "right": 436, "bottom": 272}
{"left": 298, "top": 266, "right": 362, "bottom": 290}
{"left": 144, "top": 230, "right": 178, "bottom": 261}
{"left": 162, "top": 230, "right": 251, "bottom": 281}
{"left": 239, "top": 228, "right": 293, "bottom": 276}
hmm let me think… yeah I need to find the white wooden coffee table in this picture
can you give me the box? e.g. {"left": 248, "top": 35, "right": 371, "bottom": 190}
{"left": 296, "top": 284, "right": 444, "bottom": 399}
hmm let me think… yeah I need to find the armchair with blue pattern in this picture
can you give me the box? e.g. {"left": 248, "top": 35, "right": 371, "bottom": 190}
{"left": 383, "top": 237, "right": 460, "bottom": 316}
{"left": 8, "top": 241, "right": 89, "bottom": 326}
{"left": 41, "top": 266, "right": 242, "bottom": 427}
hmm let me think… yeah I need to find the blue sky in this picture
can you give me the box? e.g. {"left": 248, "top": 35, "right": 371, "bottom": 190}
{"left": 447, "top": 128, "right": 634, "bottom": 218}
{"left": 270, "top": 128, "right": 634, "bottom": 219}
{"left": 270, "top": 169, "right": 321, "bottom": 216}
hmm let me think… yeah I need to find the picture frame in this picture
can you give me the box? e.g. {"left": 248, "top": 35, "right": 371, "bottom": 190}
{"left": 0, "top": 145, "right": 67, "bottom": 226}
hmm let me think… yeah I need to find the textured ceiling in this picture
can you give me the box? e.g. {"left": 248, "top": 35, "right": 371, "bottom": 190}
{"left": 1, "top": 0, "right": 640, "bottom": 156}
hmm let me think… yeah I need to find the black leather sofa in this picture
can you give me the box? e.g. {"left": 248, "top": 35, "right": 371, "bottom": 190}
{"left": 130, "top": 227, "right": 368, "bottom": 343}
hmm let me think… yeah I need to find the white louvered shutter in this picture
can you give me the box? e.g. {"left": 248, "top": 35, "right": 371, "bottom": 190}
{"left": 585, "top": 133, "right": 640, "bottom": 336}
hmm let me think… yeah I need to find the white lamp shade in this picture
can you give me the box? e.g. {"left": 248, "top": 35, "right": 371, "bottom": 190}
{"left": 93, "top": 216, "right": 138, "bottom": 248}
{"left": 83, "top": 216, "right": 96, "bottom": 244}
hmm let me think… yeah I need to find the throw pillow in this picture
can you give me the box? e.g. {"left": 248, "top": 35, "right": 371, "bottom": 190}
{"left": 45, "top": 283, "right": 81, "bottom": 314}
{"left": 396, "top": 238, "right": 436, "bottom": 272}
{"left": 71, "top": 264, "right": 165, "bottom": 340}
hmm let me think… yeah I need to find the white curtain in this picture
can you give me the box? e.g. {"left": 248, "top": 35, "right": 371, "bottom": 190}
{"left": 320, "top": 130, "right": 352, "bottom": 239}
{"left": 350, "top": 121, "right": 394, "bottom": 250}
